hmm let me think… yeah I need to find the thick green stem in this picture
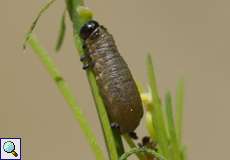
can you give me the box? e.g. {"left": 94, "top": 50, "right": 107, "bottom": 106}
{"left": 65, "top": 0, "right": 123, "bottom": 159}
{"left": 27, "top": 34, "right": 105, "bottom": 160}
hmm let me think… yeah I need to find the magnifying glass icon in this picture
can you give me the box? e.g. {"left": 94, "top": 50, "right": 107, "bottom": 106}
{"left": 3, "top": 141, "right": 18, "bottom": 157}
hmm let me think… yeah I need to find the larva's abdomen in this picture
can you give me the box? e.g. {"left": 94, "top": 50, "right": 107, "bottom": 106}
{"left": 81, "top": 22, "right": 143, "bottom": 134}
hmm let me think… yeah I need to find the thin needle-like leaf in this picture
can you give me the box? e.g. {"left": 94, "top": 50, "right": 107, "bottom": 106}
{"left": 55, "top": 10, "right": 66, "bottom": 52}
{"left": 176, "top": 80, "right": 185, "bottom": 144}
{"left": 146, "top": 54, "right": 169, "bottom": 158}
{"left": 165, "top": 91, "right": 180, "bottom": 160}
{"left": 23, "top": 0, "right": 57, "bottom": 49}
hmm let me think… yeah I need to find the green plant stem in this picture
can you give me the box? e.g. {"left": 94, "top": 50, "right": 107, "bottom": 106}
{"left": 27, "top": 34, "right": 105, "bottom": 160}
{"left": 65, "top": 0, "right": 122, "bottom": 159}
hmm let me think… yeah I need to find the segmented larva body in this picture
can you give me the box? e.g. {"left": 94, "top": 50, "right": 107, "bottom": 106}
{"left": 80, "top": 20, "right": 143, "bottom": 134}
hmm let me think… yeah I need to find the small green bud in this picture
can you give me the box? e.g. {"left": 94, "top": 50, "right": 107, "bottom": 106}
{"left": 77, "top": 6, "right": 93, "bottom": 21}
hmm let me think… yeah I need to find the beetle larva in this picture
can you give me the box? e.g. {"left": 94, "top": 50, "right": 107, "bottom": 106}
{"left": 79, "top": 20, "right": 143, "bottom": 134}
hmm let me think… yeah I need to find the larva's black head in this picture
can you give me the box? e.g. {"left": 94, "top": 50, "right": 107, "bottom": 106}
{"left": 80, "top": 20, "right": 99, "bottom": 40}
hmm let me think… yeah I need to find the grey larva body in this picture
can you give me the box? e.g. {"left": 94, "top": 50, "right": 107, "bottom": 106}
{"left": 80, "top": 21, "right": 143, "bottom": 134}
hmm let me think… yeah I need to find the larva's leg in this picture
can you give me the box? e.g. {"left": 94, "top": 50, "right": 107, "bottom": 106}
{"left": 82, "top": 63, "right": 90, "bottom": 70}
{"left": 80, "top": 52, "right": 95, "bottom": 70}
{"left": 111, "top": 122, "right": 120, "bottom": 129}
{"left": 80, "top": 54, "right": 90, "bottom": 70}
{"left": 80, "top": 54, "right": 90, "bottom": 62}
{"left": 82, "top": 61, "right": 95, "bottom": 70}
{"left": 129, "top": 131, "right": 138, "bottom": 140}
{"left": 80, "top": 43, "right": 90, "bottom": 62}
{"left": 81, "top": 43, "right": 94, "bottom": 70}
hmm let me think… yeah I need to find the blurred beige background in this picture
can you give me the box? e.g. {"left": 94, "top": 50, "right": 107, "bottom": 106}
{"left": 1, "top": 0, "right": 229, "bottom": 159}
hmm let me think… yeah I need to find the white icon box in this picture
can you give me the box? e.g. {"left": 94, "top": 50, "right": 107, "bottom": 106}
{"left": 0, "top": 138, "right": 21, "bottom": 160}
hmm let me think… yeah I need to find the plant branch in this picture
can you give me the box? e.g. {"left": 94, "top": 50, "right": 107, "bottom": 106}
{"left": 27, "top": 34, "right": 105, "bottom": 160}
